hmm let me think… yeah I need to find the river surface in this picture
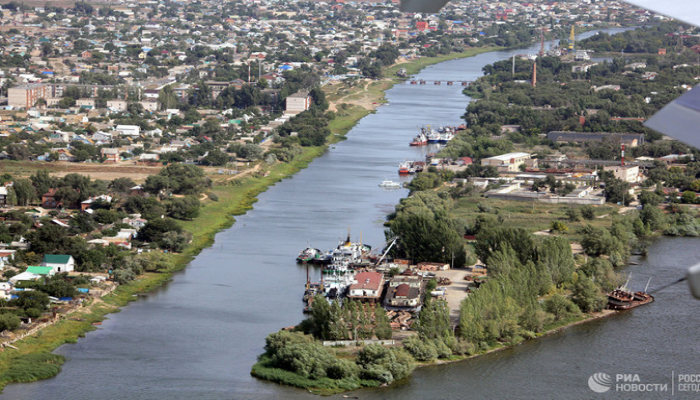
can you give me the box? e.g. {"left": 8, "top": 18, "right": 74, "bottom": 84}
{"left": 7, "top": 28, "right": 697, "bottom": 400}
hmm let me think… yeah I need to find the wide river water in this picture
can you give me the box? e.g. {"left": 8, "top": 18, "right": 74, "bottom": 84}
{"left": 5, "top": 28, "right": 700, "bottom": 399}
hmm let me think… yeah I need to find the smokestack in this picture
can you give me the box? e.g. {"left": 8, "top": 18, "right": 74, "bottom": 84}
{"left": 248, "top": 62, "right": 251, "bottom": 84}
{"left": 532, "top": 62, "right": 537, "bottom": 87}
{"left": 621, "top": 144, "right": 625, "bottom": 166}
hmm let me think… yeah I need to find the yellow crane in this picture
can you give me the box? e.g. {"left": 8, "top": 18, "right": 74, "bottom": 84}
{"left": 569, "top": 26, "right": 575, "bottom": 50}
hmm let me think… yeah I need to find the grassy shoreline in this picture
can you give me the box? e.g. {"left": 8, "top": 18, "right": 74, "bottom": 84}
{"left": 0, "top": 46, "right": 505, "bottom": 392}
{"left": 250, "top": 309, "right": 618, "bottom": 395}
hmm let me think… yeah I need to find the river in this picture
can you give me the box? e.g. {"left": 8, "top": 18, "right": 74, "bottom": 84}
{"left": 7, "top": 27, "right": 699, "bottom": 400}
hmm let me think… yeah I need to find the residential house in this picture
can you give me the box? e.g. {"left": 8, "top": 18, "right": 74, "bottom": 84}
{"left": 107, "top": 100, "right": 128, "bottom": 112}
{"left": 122, "top": 215, "right": 147, "bottom": 229}
{"left": 10, "top": 266, "right": 54, "bottom": 283}
{"left": 101, "top": 148, "right": 120, "bottom": 163}
{"left": 41, "top": 188, "right": 58, "bottom": 208}
{"left": 0, "top": 250, "right": 15, "bottom": 268}
{"left": 41, "top": 254, "right": 75, "bottom": 273}
{"left": 80, "top": 195, "right": 112, "bottom": 211}
{"left": 285, "top": 90, "right": 311, "bottom": 113}
{"left": 0, "top": 187, "right": 7, "bottom": 207}
{"left": 0, "top": 282, "right": 13, "bottom": 300}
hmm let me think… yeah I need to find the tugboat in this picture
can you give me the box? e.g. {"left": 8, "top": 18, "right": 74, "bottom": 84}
{"left": 296, "top": 247, "right": 321, "bottom": 263}
{"left": 409, "top": 131, "right": 428, "bottom": 146}
{"left": 607, "top": 276, "right": 654, "bottom": 310}
{"left": 398, "top": 161, "right": 412, "bottom": 175}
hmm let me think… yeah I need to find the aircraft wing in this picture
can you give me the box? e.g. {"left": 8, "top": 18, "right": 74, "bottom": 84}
{"left": 623, "top": 0, "right": 700, "bottom": 28}
{"left": 400, "top": 0, "right": 450, "bottom": 13}
{"left": 645, "top": 85, "right": 700, "bottom": 149}
{"left": 621, "top": 1, "right": 700, "bottom": 148}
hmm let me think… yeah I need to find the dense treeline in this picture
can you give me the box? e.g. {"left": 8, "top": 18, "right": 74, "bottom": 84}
{"left": 384, "top": 191, "right": 476, "bottom": 267}
{"left": 253, "top": 330, "right": 415, "bottom": 390}
{"left": 579, "top": 23, "right": 700, "bottom": 53}
{"left": 461, "top": 22, "right": 700, "bottom": 153}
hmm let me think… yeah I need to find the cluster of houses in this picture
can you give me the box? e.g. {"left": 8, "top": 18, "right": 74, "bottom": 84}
{"left": 0, "top": 0, "right": 653, "bottom": 166}
{"left": 1, "top": 254, "right": 107, "bottom": 300}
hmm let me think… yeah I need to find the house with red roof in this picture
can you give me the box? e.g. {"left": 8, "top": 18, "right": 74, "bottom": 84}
{"left": 347, "top": 271, "right": 385, "bottom": 302}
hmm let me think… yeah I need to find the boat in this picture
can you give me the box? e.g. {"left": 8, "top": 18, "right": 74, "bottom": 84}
{"left": 426, "top": 130, "right": 441, "bottom": 144}
{"left": 438, "top": 130, "right": 455, "bottom": 144}
{"left": 398, "top": 161, "right": 412, "bottom": 175}
{"left": 409, "top": 132, "right": 428, "bottom": 146}
{"left": 607, "top": 276, "right": 654, "bottom": 310}
{"left": 379, "top": 179, "right": 401, "bottom": 188}
{"left": 302, "top": 232, "right": 372, "bottom": 306}
{"left": 296, "top": 247, "right": 321, "bottom": 263}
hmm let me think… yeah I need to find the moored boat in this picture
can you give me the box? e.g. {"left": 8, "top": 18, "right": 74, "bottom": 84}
{"left": 296, "top": 247, "right": 321, "bottom": 263}
{"left": 607, "top": 288, "right": 654, "bottom": 310}
{"left": 607, "top": 276, "right": 654, "bottom": 310}
{"left": 409, "top": 132, "right": 428, "bottom": 146}
{"left": 379, "top": 179, "right": 401, "bottom": 188}
{"left": 398, "top": 161, "right": 412, "bottom": 175}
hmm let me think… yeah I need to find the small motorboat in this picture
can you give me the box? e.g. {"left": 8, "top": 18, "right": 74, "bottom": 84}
{"left": 379, "top": 179, "right": 401, "bottom": 188}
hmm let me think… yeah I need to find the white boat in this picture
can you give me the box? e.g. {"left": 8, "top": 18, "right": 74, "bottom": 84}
{"left": 379, "top": 179, "right": 401, "bottom": 188}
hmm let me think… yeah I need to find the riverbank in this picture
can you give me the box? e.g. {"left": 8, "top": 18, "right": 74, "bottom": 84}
{"left": 0, "top": 45, "right": 506, "bottom": 393}
{"left": 250, "top": 308, "right": 620, "bottom": 395}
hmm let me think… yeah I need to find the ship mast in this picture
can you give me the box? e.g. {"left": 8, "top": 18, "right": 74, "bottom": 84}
{"left": 644, "top": 277, "right": 652, "bottom": 293}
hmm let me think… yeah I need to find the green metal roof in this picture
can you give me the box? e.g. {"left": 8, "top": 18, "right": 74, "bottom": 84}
{"left": 42, "top": 254, "right": 71, "bottom": 264}
{"left": 26, "top": 266, "right": 53, "bottom": 275}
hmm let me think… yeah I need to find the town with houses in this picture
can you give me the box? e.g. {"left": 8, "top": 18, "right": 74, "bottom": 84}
{"left": 0, "top": 0, "right": 699, "bottom": 393}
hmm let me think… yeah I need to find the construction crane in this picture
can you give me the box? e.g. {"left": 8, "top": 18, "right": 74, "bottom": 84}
{"left": 569, "top": 26, "right": 575, "bottom": 51}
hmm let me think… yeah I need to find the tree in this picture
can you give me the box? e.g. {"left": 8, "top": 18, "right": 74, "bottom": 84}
{"left": 138, "top": 218, "right": 182, "bottom": 243}
{"left": 603, "top": 178, "right": 631, "bottom": 205}
{"left": 238, "top": 143, "right": 263, "bottom": 161}
{"left": 31, "top": 170, "right": 55, "bottom": 198}
{"left": 167, "top": 196, "right": 200, "bottom": 220}
{"left": 0, "top": 313, "right": 20, "bottom": 331}
{"left": 681, "top": 191, "right": 697, "bottom": 204}
{"left": 6, "top": 144, "right": 31, "bottom": 160}
{"left": 201, "top": 149, "right": 230, "bottom": 166}
{"left": 10, "top": 290, "right": 50, "bottom": 311}
{"left": 111, "top": 179, "right": 136, "bottom": 197}
{"left": 12, "top": 179, "right": 35, "bottom": 206}
{"left": 543, "top": 294, "right": 580, "bottom": 321}
{"left": 566, "top": 208, "right": 580, "bottom": 222}
{"left": 638, "top": 190, "right": 663, "bottom": 206}
{"left": 158, "top": 85, "right": 179, "bottom": 110}
{"left": 537, "top": 236, "right": 575, "bottom": 287}
{"left": 70, "top": 212, "right": 97, "bottom": 233}
{"left": 42, "top": 275, "right": 78, "bottom": 298}
{"left": 571, "top": 277, "right": 607, "bottom": 313}
{"left": 373, "top": 307, "right": 392, "bottom": 340}
{"left": 160, "top": 231, "right": 192, "bottom": 252}
{"left": 580, "top": 205, "right": 596, "bottom": 220}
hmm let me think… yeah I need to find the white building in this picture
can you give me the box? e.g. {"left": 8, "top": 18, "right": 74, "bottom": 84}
{"left": 115, "top": 125, "right": 141, "bottom": 137}
{"left": 481, "top": 152, "right": 532, "bottom": 172}
{"left": 604, "top": 165, "right": 641, "bottom": 183}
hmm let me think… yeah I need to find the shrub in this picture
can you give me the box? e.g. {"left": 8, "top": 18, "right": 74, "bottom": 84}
{"left": 580, "top": 205, "right": 595, "bottom": 220}
{"left": 0, "top": 313, "right": 21, "bottom": 331}
{"left": 543, "top": 294, "right": 581, "bottom": 321}
{"left": 403, "top": 336, "right": 438, "bottom": 362}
